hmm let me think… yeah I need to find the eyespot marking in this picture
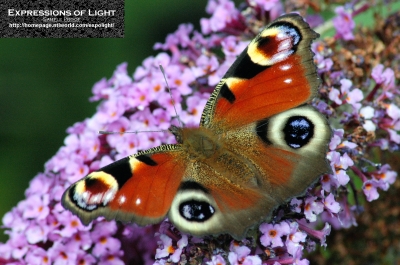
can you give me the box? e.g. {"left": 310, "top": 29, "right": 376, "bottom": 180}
{"left": 179, "top": 200, "right": 215, "bottom": 222}
{"left": 283, "top": 116, "right": 314, "bottom": 149}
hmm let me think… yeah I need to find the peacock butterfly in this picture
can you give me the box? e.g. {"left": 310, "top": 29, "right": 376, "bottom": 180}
{"left": 62, "top": 13, "right": 331, "bottom": 239}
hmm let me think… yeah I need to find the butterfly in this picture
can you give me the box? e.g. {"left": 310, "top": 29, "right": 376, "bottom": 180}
{"left": 62, "top": 13, "right": 331, "bottom": 239}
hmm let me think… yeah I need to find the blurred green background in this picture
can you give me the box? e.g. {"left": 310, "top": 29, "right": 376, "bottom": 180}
{"left": 0, "top": 1, "right": 209, "bottom": 242}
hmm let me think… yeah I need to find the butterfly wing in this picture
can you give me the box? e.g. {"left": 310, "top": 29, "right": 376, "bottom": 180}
{"left": 62, "top": 144, "right": 186, "bottom": 226}
{"left": 201, "top": 14, "right": 320, "bottom": 130}
{"left": 166, "top": 14, "right": 331, "bottom": 238}
{"left": 168, "top": 168, "right": 274, "bottom": 239}
{"left": 167, "top": 106, "right": 330, "bottom": 239}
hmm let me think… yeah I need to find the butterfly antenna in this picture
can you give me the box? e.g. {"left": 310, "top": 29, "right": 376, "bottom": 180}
{"left": 159, "top": 65, "right": 184, "bottom": 128}
{"left": 99, "top": 129, "right": 168, "bottom": 135}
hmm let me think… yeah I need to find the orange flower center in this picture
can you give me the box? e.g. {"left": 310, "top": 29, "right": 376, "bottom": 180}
{"left": 269, "top": 230, "right": 277, "bottom": 238}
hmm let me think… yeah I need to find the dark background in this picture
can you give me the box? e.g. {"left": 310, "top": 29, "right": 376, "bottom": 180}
{"left": 0, "top": 1, "right": 209, "bottom": 242}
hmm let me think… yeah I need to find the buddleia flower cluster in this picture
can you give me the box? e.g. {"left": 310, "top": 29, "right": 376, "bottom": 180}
{"left": 1, "top": 0, "right": 399, "bottom": 264}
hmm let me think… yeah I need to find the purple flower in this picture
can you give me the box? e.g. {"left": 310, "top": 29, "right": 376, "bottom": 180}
{"left": 328, "top": 151, "right": 354, "bottom": 187}
{"left": 306, "top": 14, "right": 324, "bottom": 28}
{"left": 329, "top": 79, "right": 359, "bottom": 107}
{"left": 372, "top": 164, "right": 397, "bottom": 185}
{"left": 180, "top": 93, "right": 209, "bottom": 126}
{"left": 328, "top": 87, "right": 342, "bottom": 105}
{"left": 346, "top": 88, "right": 363, "bottom": 112}
{"left": 253, "top": 0, "right": 280, "bottom": 11}
{"left": 291, "top": 197, "right": 303, "bottom": 213}
{"left": 25, "top": 173, "right": 52, "bottom": 197}
{"left": 133, "top": 53, "right": 171, "bottom": 81}
{"left": 323, "top": 192, "right": 341, "bottom": 215}
{"left": 207, "top": 255, "right": 226, "bottom": 265}
{"left": 25, "top": 247, "right": 51, "bottom": 265}
{"left": 241, "top": 255, "right": 262, "bottom": 265}
{"left": 90, "top": 222, "right": 120, "bottom": 257}
{"left": 333, "top": 6, "right": 355, "bottom": 40}
{"left": 55, "top": 211, "right": 91, "bottom": 238}
{"left": 154, "top": 24, "right": 194, "bottom": 51}
{"left": 371, "top": 64, "right": 395, "bottom": 93}
{"left": 174, "top": 235, "right": 188, "bottom": 261}
{"left": 312, "top": 42, "right": 334, "bottom": 73}
{"left": 69, "top": 231, "right": 92, "bottom": 251}
{"left": 165, "top": 65, "right": 195, "bottom": 96}
{"left": 301, "top": 196, "right": 323, "bottom": 222}
{"left": 98, "top": 250, "right": 124, "bottom": 265}
{"left": 383, "top": 104, "right": 400, "bottom": 143}
{"left": 90, "top": 77, "right": 111, "bottom": 102}
{"left": 329, "top": 129, "right": 344, "bottom": 150}
{"left": 229, "top": 241, "right": 250, "bottom": 259}
{"left": 200, "top": 0, "right": 240, "bottom": 34}
{"left": 155, "top": 234, "right": 188, "bottom": 263}
{"left": 228, "top": 241, "right": 262, "bottom": 265}
{"left": 292, "top": 246, "right": 310, "bottom": 265}
{"left": 26, "top": 222, "right": 50, "bottom": 244}
{"left": 298, "top": 221, "right": 331, "bottom": 247}
{"left": 363, "top": 179, "right": 389, "bottom": 202}
{"left": 48, "top": 241, "right": 78, "bottom": 265}
{"left": 336, "top": 198, "right": 358, "bottom": 229}
{"left": 76, "top": 252, "right": 96, "bottom": 265}
{"left": 260, "top": 222, "right": 290, "bottom": 247}
{"left": 285, "top": 222, "right": 307, "bottom": 256}
{"left": 157, "top": 90, "right": 183, "bottom": 117}
{"left": 320, "top": 174, "right": 338, "bottom": 192}
{"left": 221, "top": 36, "right": 248, "bottom": 57}
{"left": 21, "top": 194, "right": 50, "bottom": 221}
{"left": 340, "top": 78, "right": 352, "bottom": 93}
{"left": 191, "top": 54, "right": 220, "bottom": 86}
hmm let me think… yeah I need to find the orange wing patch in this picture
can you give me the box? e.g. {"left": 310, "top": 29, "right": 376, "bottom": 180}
{"left": 109, "top": 152, "right": 186, "bottom": 218}
{"left": 201, "top": 14, "right": 319, "bottom": 130}
{"left": 213, "top": 56, "right": 313, "bottom": 128}
{"left": 210, "top": 183, "right": 263, "bottom": 211}
{"left": 62, "top": 145, "right": 186, "bottom": 226}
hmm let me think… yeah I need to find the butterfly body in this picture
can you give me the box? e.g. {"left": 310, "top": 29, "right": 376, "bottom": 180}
{"left": 62, "top": 14, "right": 332, "bottom": 239}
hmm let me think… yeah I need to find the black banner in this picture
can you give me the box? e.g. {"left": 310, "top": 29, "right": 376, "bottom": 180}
{"left": 1, "top": 0, "right": 124, "bottom": 38}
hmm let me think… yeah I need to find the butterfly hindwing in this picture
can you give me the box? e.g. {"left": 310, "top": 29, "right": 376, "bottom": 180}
{"left": 167, "top": 106, "right": 330, "bottom": 239}
{"left": 168, "top": 144, "right": 274, "bottom": 238}
{"left": 62, "top": 144, "right": 186, "bottom": 226}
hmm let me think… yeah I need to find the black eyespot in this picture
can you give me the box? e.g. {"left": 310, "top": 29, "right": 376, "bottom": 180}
{"left": 179, "top": 200, "right": 215, "bottom": 222}
{"left": 283, "top": 116, "right": 314, "bottom": 149}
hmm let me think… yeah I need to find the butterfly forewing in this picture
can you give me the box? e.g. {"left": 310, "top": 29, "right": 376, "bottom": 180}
{"left": 62, "top": 144, "right": 186, "bottom": 225}
{"left": 200, "top": 14, "right": 321, "bottom": 130}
